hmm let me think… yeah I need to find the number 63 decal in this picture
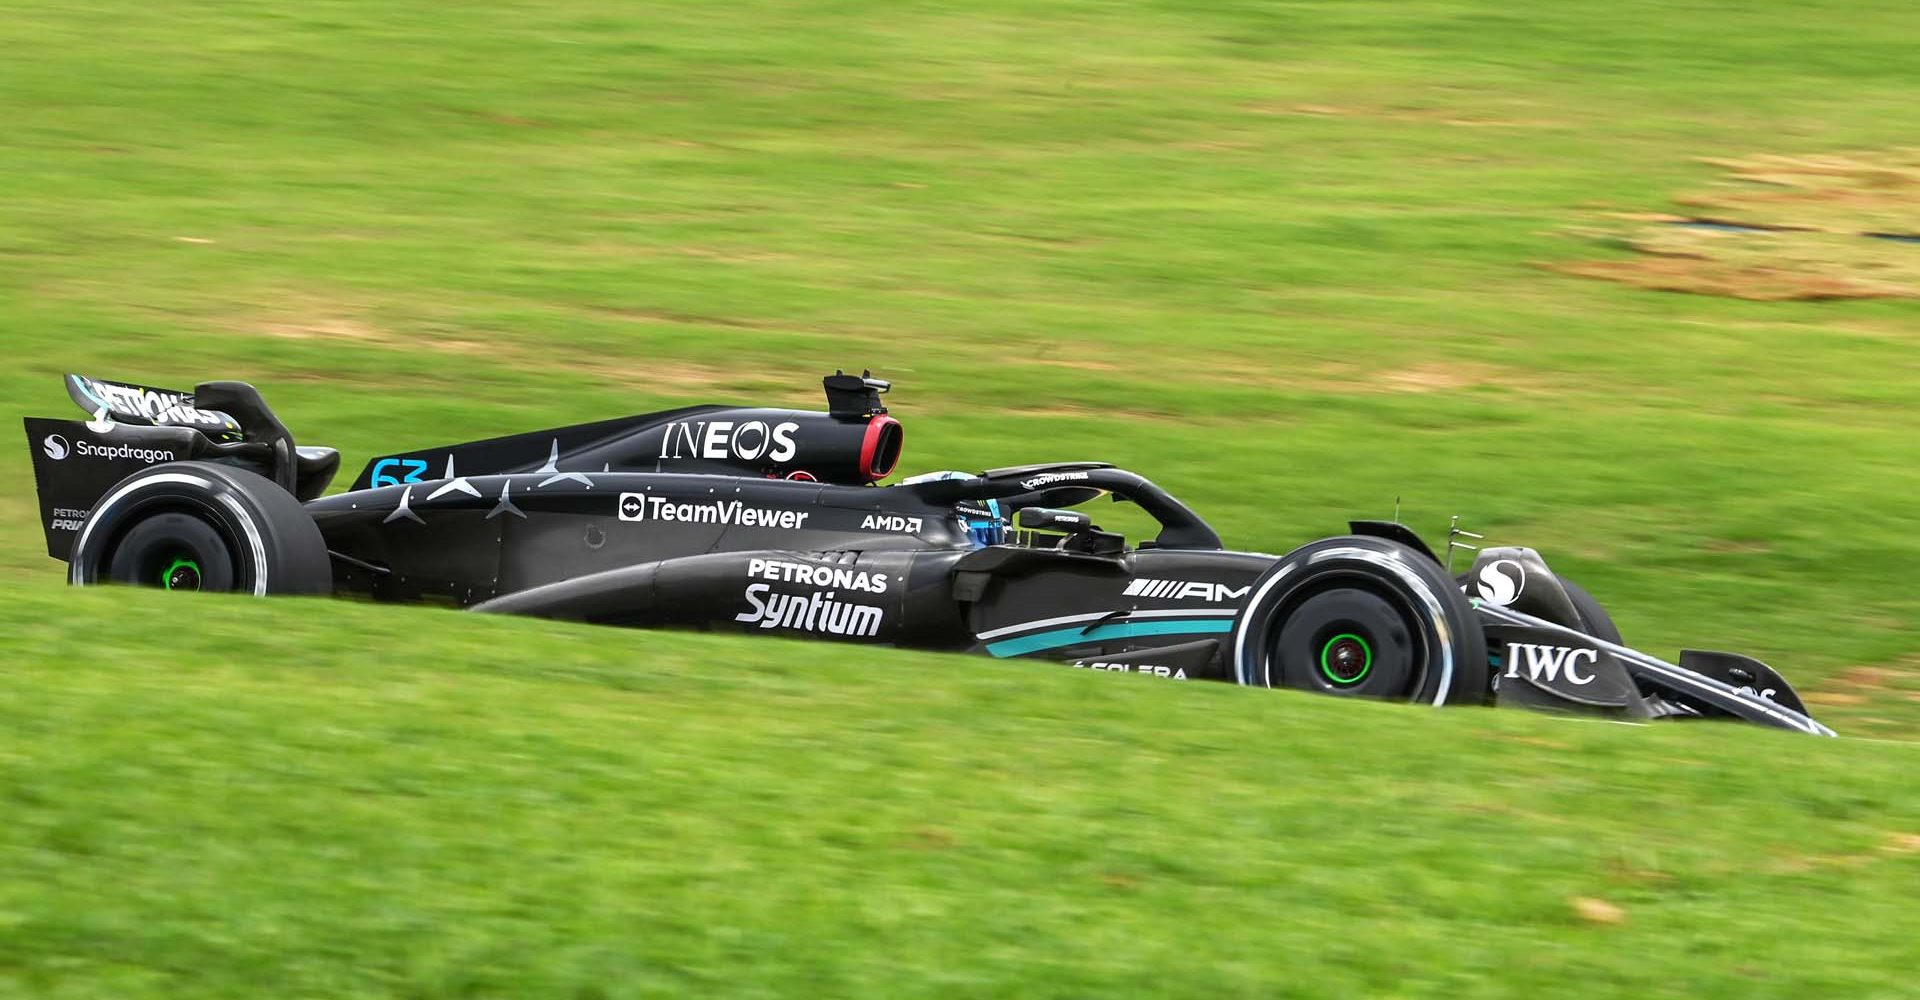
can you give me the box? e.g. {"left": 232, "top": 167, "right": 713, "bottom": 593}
{"left": 369, "top": 457, "right": 428, "bottom": 488}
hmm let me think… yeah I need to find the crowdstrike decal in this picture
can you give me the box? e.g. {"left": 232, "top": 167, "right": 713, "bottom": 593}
{"left": 1019, "top": 471, "right": 1090, "bottom": 490}
{"left": 735, "top": 585, "right": 883, "bottom": 637}
{"left": 1502, "top": 642, "right": 1597, "bottom": 686}
{"left": 619, "top": 493, "right": 811, "bottom": 529}
{"left": 658, "top": 420, "right": 800, "bottom": 463}
{"left": 747, "top": 557, "right": 888, "bottom": 594}
{"left": 1474, "top": 559, "right": 1525, "bottom": 606}
{"left": 1124, "top": 578, "right": 1250, "bottom": 603}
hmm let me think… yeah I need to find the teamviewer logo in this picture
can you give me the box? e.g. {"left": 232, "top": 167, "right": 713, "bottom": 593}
{"left": 618, "top": 492, "right": 645, "bottom": 521}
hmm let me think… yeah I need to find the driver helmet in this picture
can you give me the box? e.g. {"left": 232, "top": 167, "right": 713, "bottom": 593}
{"left": 899, "top": 470, "right": 1008, "bottom": 547}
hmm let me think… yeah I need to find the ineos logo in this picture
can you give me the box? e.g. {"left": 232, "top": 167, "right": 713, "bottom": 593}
{"left": 42, "top": 435, "right": 69, "bottom": 461}
{"left": 1474, "top": 558, "right": 1525, "bottom": 606}
{"left": 658, "top": 420, "right": 799, "bottom": 463}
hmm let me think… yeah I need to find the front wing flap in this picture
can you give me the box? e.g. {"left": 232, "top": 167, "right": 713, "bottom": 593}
{"left": 1479, "top": 603, "right": 1832, "bottom": 736}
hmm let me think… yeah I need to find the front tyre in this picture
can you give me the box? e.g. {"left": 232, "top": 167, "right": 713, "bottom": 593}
{"left": 1231, "top": 535, "right": 1488, "bottom": 706}
{"left": 69, "top": 461, "right": 331, "bottom": 595}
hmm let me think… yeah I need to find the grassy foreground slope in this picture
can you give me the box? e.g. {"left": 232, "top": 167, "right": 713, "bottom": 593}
{"left": 3, "top": 584, "right": 1919, "bottom": 999}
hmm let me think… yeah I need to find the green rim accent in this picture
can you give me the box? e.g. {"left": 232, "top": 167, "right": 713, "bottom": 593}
{"left": 1319, "top": 632, "right": 1373, "bottom": 685}
{"left": 162, "top": 557, "right": 201, "bottom": 591}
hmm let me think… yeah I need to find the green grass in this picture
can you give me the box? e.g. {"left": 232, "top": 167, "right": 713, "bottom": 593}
{"left": 3, "top": 0, "right": 1920, "bottom": 995}
{"left": 4, "top": 586, "right": 1920, "bottom": 999}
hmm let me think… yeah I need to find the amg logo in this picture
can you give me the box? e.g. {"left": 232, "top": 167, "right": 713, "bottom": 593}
{"left": 735, "top": 584, "right": 883, "bottom": 637}
{"left": 658, "top": 420, "right": 799, "bottom": 463}
{"left": 619, "top": 493, "right": 811, "bottom": 529}
{"left": 1503, "top": 643, "right": 1598, "bottom": 686}
{"left": 1123, "top": 578, "right": 1250, "bottom": 603}
{"left": 862, "top": 514, "right": 922, "bottom": 533}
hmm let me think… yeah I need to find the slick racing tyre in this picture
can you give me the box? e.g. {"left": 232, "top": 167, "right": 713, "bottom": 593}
{"left": 1231, "top": 535, "right": 1489, "bottom": 706}
{"left": 68, "top": 461, "right": 331, "bottom": 595}
{"left": 1559, "top": 578, "right": 1623, "bottom": 645}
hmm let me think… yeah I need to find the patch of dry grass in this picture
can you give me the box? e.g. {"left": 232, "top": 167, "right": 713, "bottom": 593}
{"left": 1558, "top": 151, "right": 1920, "bottom": 300}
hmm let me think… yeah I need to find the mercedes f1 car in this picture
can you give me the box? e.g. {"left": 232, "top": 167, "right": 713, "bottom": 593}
{"left": 24, "top": 371, "right": 1833, "bottom": 735}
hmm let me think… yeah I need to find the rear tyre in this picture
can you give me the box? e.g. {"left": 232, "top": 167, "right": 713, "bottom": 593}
{"left": 1231, "top": 535, "right": 1489, "bottom": 706}
{"left": 70, "top": 461, "right": 331, "bottom": 595}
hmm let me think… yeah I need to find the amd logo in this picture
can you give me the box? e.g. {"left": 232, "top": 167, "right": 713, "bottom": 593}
{"left": 1123, "top": 578, "right": 1250, "bottom": 603}
{"left": 658, "top": 420, "right": 799, "bottom": 463}
{"left": 1503, "top": 642, "right": 1598, "bottom": 686}
{"left": 862, "top": 514, "right": 922, "bottom": 533}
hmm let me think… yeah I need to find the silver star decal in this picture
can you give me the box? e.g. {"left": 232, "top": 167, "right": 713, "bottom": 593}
{"left": 486, "top": 479, "right": 526, "bottom": 520}
{"left": 535, "top": 438, "right": 593, "bottom": 488}
{"left": 383, "top": 484, "right": 424, "bottom": 524}
{"left": 426, "top": 454, "right": 480, "bottom": 500}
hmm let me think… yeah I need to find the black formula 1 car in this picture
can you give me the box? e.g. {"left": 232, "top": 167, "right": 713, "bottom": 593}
{"left": 24, "top": 371, "right": 1833, "bottom": 736}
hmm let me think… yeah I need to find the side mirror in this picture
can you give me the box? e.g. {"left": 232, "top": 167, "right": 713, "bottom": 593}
{"left": 1016, "top": 507, "right": 1096, "bottom": 533}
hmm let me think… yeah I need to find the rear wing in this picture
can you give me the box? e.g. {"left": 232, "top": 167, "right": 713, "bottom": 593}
{"left": 63, "top": 373, "right": 242, "bottom": 438}
{"left": 26, "top": 375, "right": 329, "bottom": 559}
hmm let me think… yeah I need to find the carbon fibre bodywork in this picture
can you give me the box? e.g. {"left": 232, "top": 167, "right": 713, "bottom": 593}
{"left": 26, "top": 371, "right": 1834, "bottom": 735}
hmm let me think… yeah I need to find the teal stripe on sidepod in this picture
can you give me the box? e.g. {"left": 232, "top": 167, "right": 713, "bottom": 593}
{"left": 985, "top": 619, "right": 1234, "bottom": 658}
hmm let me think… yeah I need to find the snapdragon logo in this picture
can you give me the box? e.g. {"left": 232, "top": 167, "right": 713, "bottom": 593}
{"left": 73, "top": 440, "right": 176, "bottom": 464}
{"left": 1474, "top": 559, "right": 1526, "bottom": 606}
{"left": 735, "top": 585, "right": 884, "bottom": 637}
{"left": 42, "top": 435, "right": 69, "bottom": 461}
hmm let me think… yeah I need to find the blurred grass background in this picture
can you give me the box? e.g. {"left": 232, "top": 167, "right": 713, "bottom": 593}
{"left": 3, "top": 1, "right": 1919, "bottom": 996}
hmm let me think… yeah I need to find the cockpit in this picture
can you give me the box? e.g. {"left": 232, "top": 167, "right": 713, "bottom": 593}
{"left": 899, "top": 463, "right": 1223, "bottom": 554}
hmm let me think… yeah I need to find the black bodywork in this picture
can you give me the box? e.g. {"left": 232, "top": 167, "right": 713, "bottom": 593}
{"left": 24, "top": 371, "right": 1834, "bottom": 736}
